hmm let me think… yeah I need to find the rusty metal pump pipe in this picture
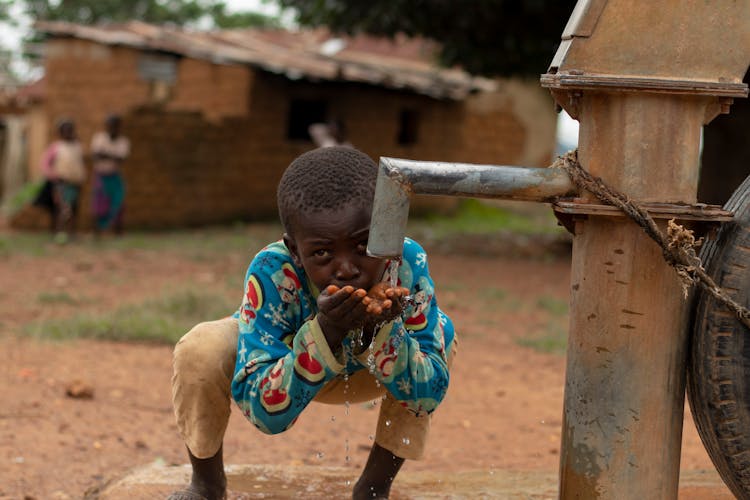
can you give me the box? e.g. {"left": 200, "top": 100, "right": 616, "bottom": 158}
{"left": 366, "top": 157, "right": 576, "bottom": 259}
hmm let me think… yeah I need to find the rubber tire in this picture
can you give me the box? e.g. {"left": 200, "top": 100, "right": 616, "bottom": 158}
{"left": 688, "top": 173, "right": 750, "bottom": 500}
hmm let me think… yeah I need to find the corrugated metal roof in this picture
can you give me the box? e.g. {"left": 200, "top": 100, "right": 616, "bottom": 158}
{"left": 35, "top": 21, "right": 496, "bottom": 100}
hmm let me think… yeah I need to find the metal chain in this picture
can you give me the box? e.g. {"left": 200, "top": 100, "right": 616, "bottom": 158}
{"left": 554, "top": 149, "right": 750, "bottom": 330}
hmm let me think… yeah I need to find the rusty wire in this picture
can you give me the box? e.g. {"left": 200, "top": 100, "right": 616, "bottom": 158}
{"left": 554, "top": 149, "right": 750, "bottom": 330}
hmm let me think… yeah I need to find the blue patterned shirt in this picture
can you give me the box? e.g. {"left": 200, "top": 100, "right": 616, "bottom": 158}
{"left": 231, "top": 237, "right": 455, "bottom": 434}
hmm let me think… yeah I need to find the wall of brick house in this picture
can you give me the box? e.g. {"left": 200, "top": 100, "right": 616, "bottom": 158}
{"left": 14, "top": 38, "right": 257, "bottom": 229}
{"left": 42, "top": 39, "right": 149, "bottom": 162}
{"left": 250, "top": 74, "right": 556, "bottom": 215}
{"left": 13, "top": 39, "right": 557, "bottom": 229}
{"left": 168, "top": 58, "right": 251, "bottom": 122}
{"left": 106, "top": 72, "right": 551, "bottom": 229}
{"left": 40, "top": 38, "right": 253, "bottom": 158}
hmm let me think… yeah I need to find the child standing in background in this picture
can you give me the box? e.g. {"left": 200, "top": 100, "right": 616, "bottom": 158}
{"left": 90, "top": 114, "right": 130, "bottom": 236}
{"left": 38, "top": 119, "right": 86, "bottom": 243}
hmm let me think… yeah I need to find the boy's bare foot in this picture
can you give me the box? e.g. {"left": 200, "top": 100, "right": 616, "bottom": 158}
{"left": 353, "top": 443, "right": 404, "bottom": 499}
{"left": 167, "top": 446, "right": 227, "bottom": 500}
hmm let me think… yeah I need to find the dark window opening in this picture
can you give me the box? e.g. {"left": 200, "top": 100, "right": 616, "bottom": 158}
{"left": 397, "top": 108, "right": 420, "bottom": 146}
{"left": 287, "top": 99, "right": 327, "bottom": 140}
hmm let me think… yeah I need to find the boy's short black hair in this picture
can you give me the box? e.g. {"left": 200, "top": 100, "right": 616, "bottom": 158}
{"left": 277, "top": 146, "right": 377, "bottom": 233}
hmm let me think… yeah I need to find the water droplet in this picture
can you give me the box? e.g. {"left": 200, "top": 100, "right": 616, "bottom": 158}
{"left": 330, "top": 415, "right": 336, "bottom": 422}
{"left": 317, "top": 452, "right": 325, "bottom": 459}
{"left": 385, "top": 419, "right": 391, "bottom": 426}
{"left": 345, "top": 480, "right": 351, "bottom": 486}
{"left": 489, "top": 470, "right": 495, "bottom": 475}
{"left": 346, "top": 455, "right": 350, "bottom": 462}
{"left": 402, "top": 437, "right": 410, "bottom": 445}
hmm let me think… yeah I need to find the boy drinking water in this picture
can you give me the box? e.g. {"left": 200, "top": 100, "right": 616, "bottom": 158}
{"left": 170, "top": 147, "right": 456, "bottom": 499}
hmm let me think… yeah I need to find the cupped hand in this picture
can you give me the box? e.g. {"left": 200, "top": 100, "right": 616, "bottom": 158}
{"left": 364, "top": 282, "right": 410, "bottom": 324}
{"left": 316, "top": 285, "right": 369, "bottom": 347}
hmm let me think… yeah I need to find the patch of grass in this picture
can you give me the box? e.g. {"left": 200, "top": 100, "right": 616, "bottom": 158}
{"left": 0, "top": 233, "right": 54, "bottom": 257}
{"left": 24, "top": 289, "right": 236, "bottom": 344}
{"left": 410, "top": 199, "right": 562, "bottom": 238}
{"left": 440, "top": 282, "right": 466, "bottom": 293}
{"left": 98, "top": 222, "right": 282, "bottom": 257}
{"left": 512, "top": 296, "right": 569, "bottom": 354}
{"left": 224, "top": 271, "right": 246, "bottom": 291}
{"left": 517, "top": 322, "right": 568, "bottom": 355}
{"left": 479, "top": 286, "right": 524, "bottom": 311}
{"left": 0, "top": 222, "right": 283, "bottom": 259}
{"left": 482, "top": 286, "right": 508, "bottom": 301}
{"left": 2, "top": 181, "right": 43, "bottom": 216}
{"left": 536, "top": 296, "right": 568, "bottom": 316}
{"left": 36, "top": 291, "right": 79, "bottom": 305}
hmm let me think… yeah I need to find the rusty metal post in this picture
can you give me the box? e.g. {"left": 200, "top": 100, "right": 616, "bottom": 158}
{"left": 556, "top": 95, "right": 705, "bottom": 499}
{"left": 541, "top": 1, "right": 750, "bottom": 497}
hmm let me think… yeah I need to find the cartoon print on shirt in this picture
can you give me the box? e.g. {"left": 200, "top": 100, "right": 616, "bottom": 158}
{"left": 260, "top": 358, "right": 291, "bottom": 415}
{"left": 271, "top": 263, "right": 302, "bottom": 319}
{"left": 405, "top": 276, "right": 433, "bottom": 331}
{"left": 373, "top": 334, "right": 406, "bottom": 381}
{"left": 240, "top": 274, "right": 264, "bottom": 324}
{"left": 374, "top": 339, "right": 397, "bottom": 378}
{"left": 242, "top": 349, "right": 271, "bottom": 377}
{"left": 293, "top": 329, "right": 326, "bottom": 385}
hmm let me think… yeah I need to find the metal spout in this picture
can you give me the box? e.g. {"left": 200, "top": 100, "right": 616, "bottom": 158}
{"left": 366, "top": 157, "right": 577, "bottom": 258}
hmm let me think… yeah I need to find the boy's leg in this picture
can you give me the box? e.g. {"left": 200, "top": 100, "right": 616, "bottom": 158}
{"left": 311, "top": 368, "right": 407, "bottom": 499}
{"left": 354, "top": 443, "right": 404, "bottom": 499}
{"left": 169, "top": 317, "right": 238, "bottom": 500}
{"left": 352, "top": 390, "right": 425, "bottom": 499}
{"left": 52, "top": 183, "right": 69, "bottom": 238}
{"left": 69, "top": 191, "right": 79, "bottom": 237}
{"left": 177, "top": 444, "right": 226, "bottom": 500}
{"left": 356, "top": 337, "right": 459, "bottom": 499}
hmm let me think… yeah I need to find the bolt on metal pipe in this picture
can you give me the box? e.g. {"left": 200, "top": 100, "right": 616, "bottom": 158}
{"left": 366, "top": 157, "right": 577, "bottom": 258}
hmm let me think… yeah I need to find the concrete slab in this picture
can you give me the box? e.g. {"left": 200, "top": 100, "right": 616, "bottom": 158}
{"left": 93, "top": 464, "right": 733, "bottom": 499}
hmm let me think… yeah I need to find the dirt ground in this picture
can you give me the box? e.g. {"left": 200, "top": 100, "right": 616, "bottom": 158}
{"left": 0, "top": 228, "right": 719, "bottom": 499}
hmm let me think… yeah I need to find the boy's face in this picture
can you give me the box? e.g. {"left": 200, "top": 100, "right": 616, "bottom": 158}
{"left": 284, "top": 203, "right": 386, "bottom": 294}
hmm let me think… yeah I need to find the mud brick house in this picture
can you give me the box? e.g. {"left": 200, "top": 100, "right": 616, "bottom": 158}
{"left": 7, "top": 21, "right": 558, "bottom": 229}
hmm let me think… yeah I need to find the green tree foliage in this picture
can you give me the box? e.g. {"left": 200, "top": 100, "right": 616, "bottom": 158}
{"left": 24, "top": 0, "right": 207, "bottom": 24}
{"left": 2, "top": 0, "right": 278, "bottom": 28}
{"left": 277, "top": 0, "right": 577, "bottom": 77}
{"left": 209, "top": 6, "right": 281, "bottom": 29}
